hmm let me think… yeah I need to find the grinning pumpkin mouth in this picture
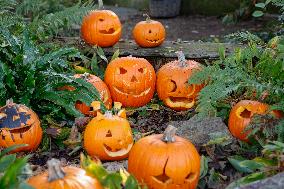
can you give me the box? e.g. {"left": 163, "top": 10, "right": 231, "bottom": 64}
{"left": 146, "top": 38, "right": 163, "bottom": 43}
{"left": 165, "top": 97, "right": 195, "bottom": 108}
{"left": 103, "top": 143, "right": 133, "bottom": 157}
{"left": 113, "top": 86, "right": 152, "bottom": 98}
{"left": 99, "top": 28, "right": 116, "bottom": 34}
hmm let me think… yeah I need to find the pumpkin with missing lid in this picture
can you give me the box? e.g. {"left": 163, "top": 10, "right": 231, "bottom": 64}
{"left": 0, "top": 100, "right": 42, "bottom": 153}
{"left": 228, "top": 100, "right": 283, "bottom": 142}
{"left": 28, "top": 158, "right": 102, "bottom": 189}
{"left": 133, "top": 14, "right": 166, "bottom": 48}
{"left": 156, "top": 51, "right": 204, "bottom": 111}
{"left": 104, "top": 56, "right": 156, "bottom": 107}
{"left": 128, "top": 125, "right": 200, "bottom": 189}
{"left": 84, "top": 102, "right": 133, "bottom": 160}
{"left": 81, "top": 9, "right": 121, "bottom": 47}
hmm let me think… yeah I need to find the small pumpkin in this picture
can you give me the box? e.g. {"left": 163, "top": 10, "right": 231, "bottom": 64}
{"left": 60, "top": 73, "right": 112, "bottom": 116}
{"left": 28, "top": 158, "right": 102, "bottom": 189}
{"left": 104, "top": 56, "right": 156, "bottom": 107}
{"left": 128, "top": 125, "right": 200, "bottom": 189}
{"left": 0, "top": 100, "right": 42, "bottom": 153}
{"left": 81, "top": 6, "right": 122, "bottom": 47}
{"left": 156, "top": 51, "right": 204, "bottom": 111}
{"left": 228, "top": 100, "right": 282, "bottom": 141}
{"left": 84, "top": 102, "right": 133, "bottom": 160}
{"left": 133, "top": 14, "right": 166, "bottom": 48}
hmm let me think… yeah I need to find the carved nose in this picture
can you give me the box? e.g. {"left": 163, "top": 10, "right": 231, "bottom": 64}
{"left": 131, "top": 75, "right": 138, "bottom": 82}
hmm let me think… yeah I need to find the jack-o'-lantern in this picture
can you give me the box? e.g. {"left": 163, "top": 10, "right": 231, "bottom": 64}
{"left": 28, "top": 158, "right": 102, "bottom": 189}
{"left": 81, "top": 9, "right": 122, "bottom": 47}
{"left": 74, "top": 74, "right": 112, "bottom": 116}
{"left": 84, "top": 102, "right": 133, "bottom": 160}
{"left": 133, "top": 14, "right": 166, "bottom": 48}
{"left": 156, "top": 51, "right": 204, "bottom": 111}
{"left": 128, "top": 125, "right": 200, "bottom": 189}
{"left": 0, "top": 99, "right": 42, "bottom": 153}
{"left": 104, "top": 56, "right": 156, "bottom": 107}
{"left": 60, "top": 73, "right": 112, "bottom": 116}
{"left": 228, "top": 100, "right": 283, "bottom": 142}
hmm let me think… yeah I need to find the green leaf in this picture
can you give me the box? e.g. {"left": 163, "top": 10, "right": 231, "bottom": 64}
{"left": 18, "top": 182, "right": 34, "bottom": 189}
{"left": 110, "top": 49, "right": 120, "bottom": 62}
{"left": 252, "top": 11, "right": 264, "bottom": 17}
{"left": 0, "top": 144, "right": 28, "bottom": 157}
{"left": 199, "top": 155, "right": 209, "bottom": 179}
{"left": 102, "top": 173, "right": 122, "bottom": 189}
{"left": 225, "top": 172, "right": 265, "bottom": 189}
{"left": 228, "top": 156, "right": 254, "bottom": 173}
{"left": 255, "top": 3, "right": 266, "bottom": 8}
{"left": 0, "top": 154, "right": 16, "bottom": 172}
{"left": 125, "top": 175, "right": 140, "bottom": 189}
{"left": 96, "top": 46, "right": 108, "bottom": 63}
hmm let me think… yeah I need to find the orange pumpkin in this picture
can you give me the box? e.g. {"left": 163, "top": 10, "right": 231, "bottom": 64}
{"left": 74, "top": 74, "right": 112, "bottom": 116}
{"left": 156, "top": 51, "right": 204, "bottom": 111}
{"left": 228, "top": 100, "right": 283, "bottom": 142}
{"left": 81, "top": 9, "right": 122, "bottom": 47}
{"left": 28, "top": 158, "right": 102, "bottom": 189}
{"left": 128, "top": 125, "right": 200, "bottom": 189}
{"left": 0, "top": 100, "right": 42, "bottom": 153}
{"left": 104, "top": 57, "right": 156, "bottom": 107}
{"left": 84, "top": 104, "right": 133, "bottom": 160}
{"left": 133, "top": 14, "right": 166, "bottom": 48}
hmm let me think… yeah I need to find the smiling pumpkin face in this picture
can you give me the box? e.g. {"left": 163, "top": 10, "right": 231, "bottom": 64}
{"left": 133, "top": 16, "right": 165, "bottom": 48}
{"left": 104, "top": 57, "right": 156, "bottom": 107}
{"left": 81, "top": 10, "right": 121, "bottom": 47}
{"left": 157, "top": 52, "right": 204, "bottom": 111}
{"left": 84, "top": 110, "right": 133, "bottom": 161}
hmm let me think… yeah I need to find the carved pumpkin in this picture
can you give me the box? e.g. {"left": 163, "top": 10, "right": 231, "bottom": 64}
{"left": 74, "top": 74, "right": 112, "bottom": 116}
{"left": 228, "top": 100, "right": 283, "bottom": 142}
{"left": 0, "top": 100, "right": 42, "bottom": 153}
{"left": 104, "top": 56, "right": 156, "bottom": 107}
{"left": 28, "top": 158, "right": 102, "bottom": 189}
{"left": 60, "top": 73, "right": 112, "bottom": 116}
{"left": 156, "top": 51, "right": 204, "bottom": 111}
{"left": 81, "top": 9, "right": 122, "bottom": 47}
{"left": 128, "top": 125, "right": 200, "bottom": 189}
{"left": 133, "top": 14, "right": 166, "bottom": 48}
{"left": 84, "top": 103, "right": 133, "bottom": 160}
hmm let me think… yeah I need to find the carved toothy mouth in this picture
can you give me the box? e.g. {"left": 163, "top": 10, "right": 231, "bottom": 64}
{"left": 113, "top": 87, "right": 152, "bottom": 98}
{"left": 103, "top": 143, "right": 133, "bottom": 157}
{"left": 165, "top": 97, "right": 195, "bottom": 109}
{"left": 146, "top": 38, "right": 163, "bottom": 43}
{"left": 99, "top": 28, "right": 115, "bottom": 34}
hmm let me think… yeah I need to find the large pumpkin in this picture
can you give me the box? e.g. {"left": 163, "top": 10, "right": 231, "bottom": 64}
{"left": 228, "top": 100, "right": 282, "bottom": 141}
{"left": 74, "top": 74, "right": 112, "bottom": 116}
{"left": 128, "top": 125, "right": 200, "bottom": 189}
{"left": 104, "top": 57, "right": 156, "bottom": 107}
{"left": 28, "top": 158, "right": 102, "bottom": 189}
{"left": 84, "top": 106, "right": 133, "bottom": 161}
{"left": 156, "top": 51, "right": 203, "bottom": 111}
{"left": 0, "top": 100, "right": 42, "bottom": 153}
{"left": 81, "top": 9, "right": 122, "bottom": 47}
{"left": 133, "top": 14, "right": 166, "bottom": 48}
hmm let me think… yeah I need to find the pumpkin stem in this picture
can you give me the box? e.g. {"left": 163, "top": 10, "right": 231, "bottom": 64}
{"left": 98, "top": 0, "right": 104, "bottom": 9}
{"left": 143, "top": 14, "right": 152, "bottom": 23}
{"left": 80, "top": 72, "right": 90, "bottom": 80}
{"left": 47, "top": 158, "right": 66, "bottom": 182}
{"left": 162, "top": 125, "right": 177, "bottom": 143}
{"left": 104, "top": 110, "right": 113, "bottom": 118}
{"left": 6, "top": 99, "right": 14, "bottom": 107}
{"left": 176, "top": 51, "right": 187, "bottom": 67}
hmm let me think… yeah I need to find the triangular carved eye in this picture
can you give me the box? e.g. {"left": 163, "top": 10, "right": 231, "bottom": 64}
{"left": 240, "top": 108, "right": 252, "bottom": 118}
{"left": 119, "top": 67, "right": 127, "bottom": 74}
{"left": 185, "top": 172, "right": 197, "bottom": 182}
{"left": 106, "top": 130, "right": 112, "bottom": 137}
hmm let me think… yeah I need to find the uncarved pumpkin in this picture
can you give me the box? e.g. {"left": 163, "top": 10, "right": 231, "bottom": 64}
{"left": 156, "top": 51, "right": 204, "bottom": 111}
{"left": 128, "top": 125, "right": 200, "bottom": 189}
{"left": 104, "top": 56, "right": 156, "bottom": 107}
{"left": 28, "top": 158, "right": 102, "bottom": 189}
{"left": 0, "top": 100, "right": 42, "bottom": 153}
{"left": 228, "top": 100, "right": 282, "bottom": 142}
{"left": 133, "top": 14, "right": 166, "bottom": 48}
{"left": 84, "top": 107, "right": 133, "bottom": 161}
{"left": 81, "top": 10, "right": 122, "bottom": 47}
